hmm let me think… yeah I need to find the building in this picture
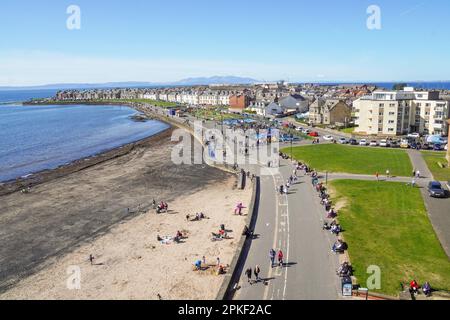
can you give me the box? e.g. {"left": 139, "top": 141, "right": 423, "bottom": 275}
{"left": 354, "top": 87, "right": 450, "bottom": 136}
{"left": 278, "top": 94, "right": 309, "bottom": 113}
{"left": 309, "top": 99, "right": 352, "bottom": 126}
{"left": 229, "top": 94, "right": 250, "bottom": 113}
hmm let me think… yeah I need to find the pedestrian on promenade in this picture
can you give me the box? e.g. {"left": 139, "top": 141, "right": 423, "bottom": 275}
{"left": 375, "top": 172, "right": 379, "bottom": 181}
{"left": 386, "top": 169, "right": 390, "bottom": 179}
{"left": 416, "top": 170, "right": 421, "bottom": 179}
{"left": 277, "top": 250, "right": 284, "bottom": 267}
{"left": 245, "top": 267, "right": 253, "bottom": 284}
{"left": 269, "top": 249, "right": 276, "bottom": 267}
{"left": 254, "top": 265, "right": 261, "bottom": 282}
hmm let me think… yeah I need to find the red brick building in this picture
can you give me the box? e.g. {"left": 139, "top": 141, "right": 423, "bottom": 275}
{"left": 229, "top": 94, "right": 250, "bottom": 113}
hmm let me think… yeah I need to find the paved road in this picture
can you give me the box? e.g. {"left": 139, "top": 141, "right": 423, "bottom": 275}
{"left": 234, "top": 159, "right": 341, "bottom": 300}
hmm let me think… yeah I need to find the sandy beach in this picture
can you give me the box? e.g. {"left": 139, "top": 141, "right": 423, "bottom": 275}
{"left": 0, "top": 126, "right": 252, "bottom": 299}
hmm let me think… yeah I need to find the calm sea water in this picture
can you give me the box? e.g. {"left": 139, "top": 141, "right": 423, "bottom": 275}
{"left": 0, "top": 104, "right": 169, "bottom": 182}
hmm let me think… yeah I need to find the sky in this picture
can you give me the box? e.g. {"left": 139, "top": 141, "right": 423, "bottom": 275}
{"left": 0, "top": 0, "right": 450, "bottom": 86}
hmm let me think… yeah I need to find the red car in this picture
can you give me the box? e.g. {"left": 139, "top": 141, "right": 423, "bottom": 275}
{"left": 308, "top": 131, "right": 319, "bottom": 137}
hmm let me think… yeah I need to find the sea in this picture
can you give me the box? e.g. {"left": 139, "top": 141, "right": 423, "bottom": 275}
{"left": 0, "top": 90, "right": 170, "bottom": 183}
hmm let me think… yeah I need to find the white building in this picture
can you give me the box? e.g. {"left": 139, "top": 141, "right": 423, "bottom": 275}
{"left": 354, "top": 87, "right": 450, "bottom": 136}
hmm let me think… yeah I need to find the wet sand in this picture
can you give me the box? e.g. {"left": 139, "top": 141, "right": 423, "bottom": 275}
{"left": 0, "top": 128, "right": 239, "bottom": 296}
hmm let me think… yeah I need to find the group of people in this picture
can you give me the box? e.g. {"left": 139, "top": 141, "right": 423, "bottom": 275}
{"left": 323, "top": 220, "right": 342, "bottom": 235}
{"left": 245, "top": 265, "right": 262, "bottom": 284}
{"left": 186, "top": 212, "right": 206, "bottom": 222}
{"left": 337, "top": 262, "right": 353, "bottom": 277}
{"left": 409, "top": 280, "right": 433, "bottom": 297}
{"left": 155, "top": 201, "right": 169, "bottom": 214}
{"left": 269, "top": 248, "right": 284, "bottom": 268}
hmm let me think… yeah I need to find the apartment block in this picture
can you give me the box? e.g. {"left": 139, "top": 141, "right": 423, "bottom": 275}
{"left": 354, "top": 87, "right": 450, "bottom": 136}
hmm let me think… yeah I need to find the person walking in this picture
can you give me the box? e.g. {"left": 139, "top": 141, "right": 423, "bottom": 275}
{"left": 254, "top": 265, "right": 261, "bottom": 282}
{"left": 269, "top": 249, "right": 276, "bottom": 268}
{"left": 375, "top": 172, "right": 379, "bottom": 181}
{"left": 277, "top": 250, "right": 284, "bottom": 267}
{"left": 245, "top": 267, "right": 253, "bottom": 284}
{"left": 386, "top": 169, "right": 390, "bottom": 179}
{"left": 416, "top": 170, "right": 421, "bottom": 179}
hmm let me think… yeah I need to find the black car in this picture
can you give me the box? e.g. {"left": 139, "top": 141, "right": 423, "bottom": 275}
{"left": 349, "top": 139, "right": 358, "bottom": 145}
{"left": 428, "top": 181, "right": 447, "bottom": 198}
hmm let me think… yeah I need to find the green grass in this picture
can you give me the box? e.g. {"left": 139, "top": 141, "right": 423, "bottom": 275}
{"left": 340, "top": 127, "right": 355, "bottom": 134}
{"left": 192, "top": 108, "right": 243, "bottom": 121}
{"left": 421, "top": 151, "right": 450, "bottom": 181}
{"left": 281, "top": 144, "right": 413, "bottom": 177}
{"left": 330, "top": 179, "right": 450, "bottom": 296}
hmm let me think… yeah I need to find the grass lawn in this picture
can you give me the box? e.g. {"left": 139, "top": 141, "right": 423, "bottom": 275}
{"left": 330, "top": 180, "right": 450, "bottom": 296}
{"left": 340, "top": 127, "right": 355, "bottom": 134}
{"left": 421, "top": 151, "right": 450, "bottom": 181}
{"left": 281, "top": 144, "right": 413, "bottom": 177}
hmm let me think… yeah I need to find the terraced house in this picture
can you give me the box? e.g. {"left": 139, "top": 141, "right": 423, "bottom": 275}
{"left": 354, "top": 87, "right": 450, "bottom": 136}
{"left": 308, "top": 99, "right": 352, "bottom": 126}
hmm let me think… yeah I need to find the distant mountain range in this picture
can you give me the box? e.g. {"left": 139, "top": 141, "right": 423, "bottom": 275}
{"left": 0, "top": 76, "right": 261, "bottom": 91}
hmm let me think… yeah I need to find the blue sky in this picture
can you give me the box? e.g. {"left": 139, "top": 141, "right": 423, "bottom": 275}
{"left": 1, "top": 0, "right": 449, "bottom": 85}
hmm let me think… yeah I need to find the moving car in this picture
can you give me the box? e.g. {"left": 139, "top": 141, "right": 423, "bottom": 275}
{"left": 379, "top": 139, "right": 390, "bottom": 147}
{"left": 338, "top": 138, "right": 348, "bottom": 144}
{"left": 359, "top": 139, "right": 368, "bottom": 146}
{"left": 323, "top": 135, "right": 334, "bottom": 141}
{"left": 308, "top": 131, "right": 319, "bottom": 137}
{"left": 428, "top": 181, "right": 447, "bottom": 198}
{"left": 369, "top": 140, "right": 378, "bottom": 147}
{"left": 295, "top": 126, "right": 303, "bottom": 132}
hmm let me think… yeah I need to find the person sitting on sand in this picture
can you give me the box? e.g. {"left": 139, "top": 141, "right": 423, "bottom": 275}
{"left": 157, "top": 235, "right": 163, "bottom": 242}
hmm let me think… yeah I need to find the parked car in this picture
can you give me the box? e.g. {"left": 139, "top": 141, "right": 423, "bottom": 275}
{"left": 295, "top": 126, "right": 303, "bottom": 132}
{"left": 446, "top": 181, "right": 450, "bottom": 191}
{"left": 428, "top": 181, "right": 447, "bottom": 198}
{"left": 323, "top": 135, "right": 334, "bottom": 141}
{"left": 359, "top": 139, "right": 368, "bottom": 146}
{"left": 379, "top": 139, "right": 390, "bottom": 147}
{"left": 391, "top": 140, "right": 399, "bottom": 148}
{"left": 369, "top": 140, "right": 378, "bottom": 147}
{"left": 433, "top": 144, "right": 443, "bottom": 151}
{"left": 308, "top": 131, "right": 319, "bottom": 137}
{"left": 408, "top": 133, "right": 421, "bottom": 139}
{"left": 400, "top": 139, "right": 409, "bottom": 149}
{"left": 349, "top": 138, "right": 358, "bottom": 145}
{"left": 338, "top": 138, "right": 348, "bottom": 144}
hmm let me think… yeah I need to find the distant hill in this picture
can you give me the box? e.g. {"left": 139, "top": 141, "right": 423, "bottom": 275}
{"left": 173, "top": 76, "right": 259, "bottom": 86}
{"left": 0, "top": 76, "right": 261, "bottom": 91}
